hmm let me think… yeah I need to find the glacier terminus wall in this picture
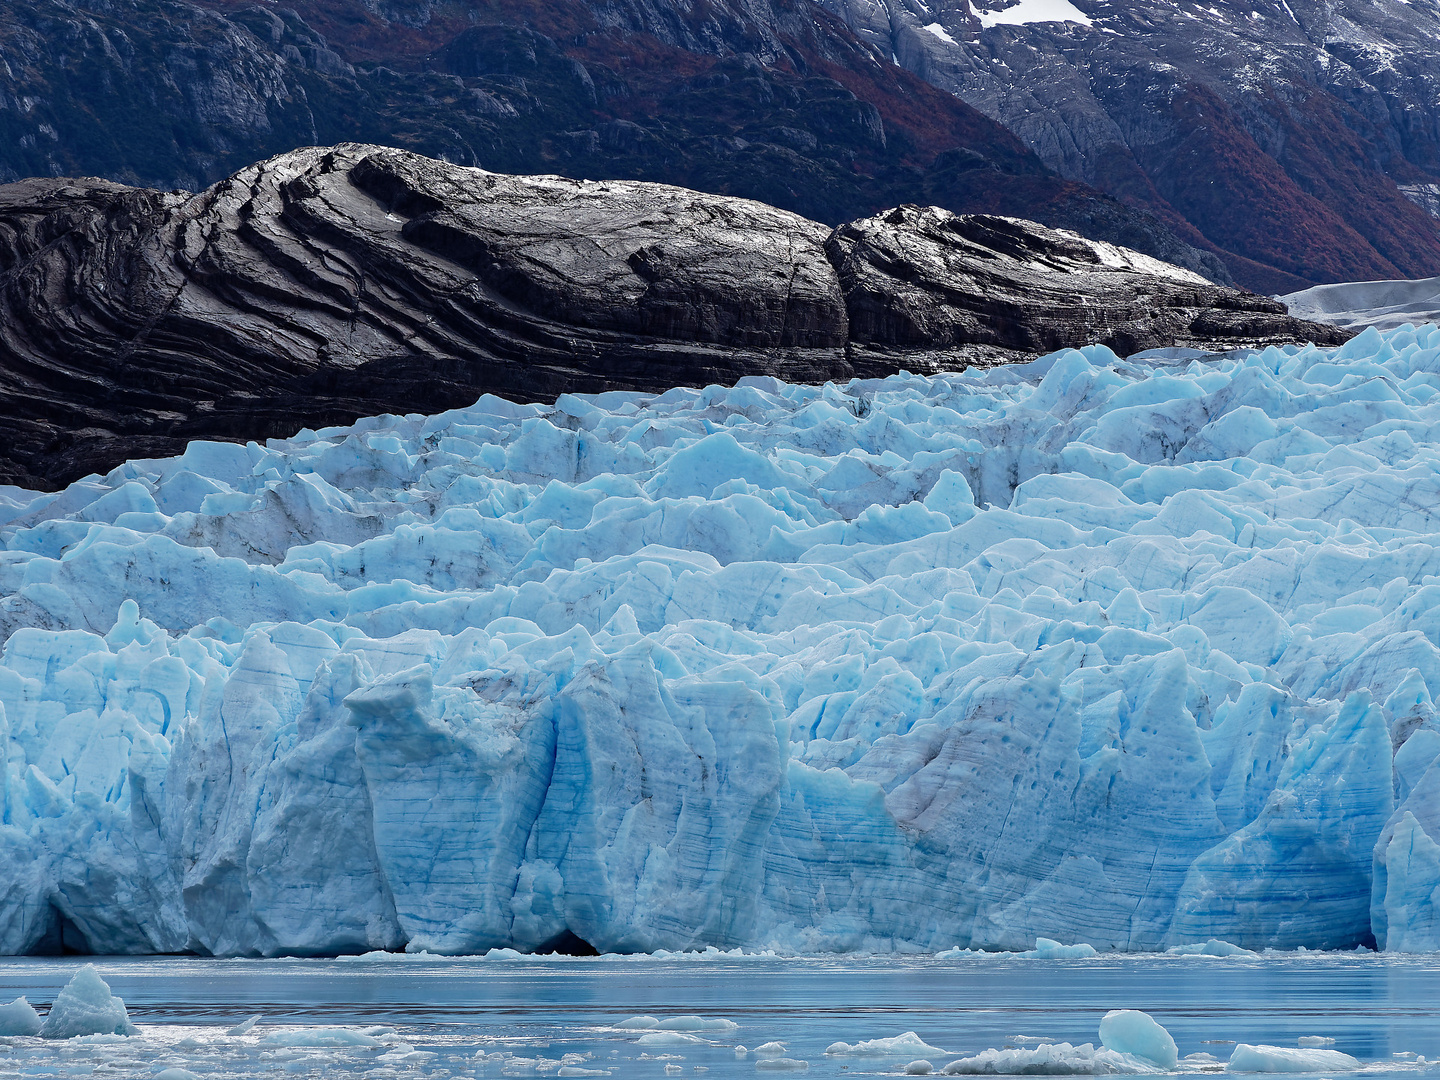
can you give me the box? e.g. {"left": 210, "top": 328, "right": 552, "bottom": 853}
{"left": 1, "top": 326, "right": 1438, "bottom": 956}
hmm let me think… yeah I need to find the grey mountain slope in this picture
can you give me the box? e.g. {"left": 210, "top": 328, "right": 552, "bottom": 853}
{"left": 817, "top": 0, "right": 1440, "bottom": 291}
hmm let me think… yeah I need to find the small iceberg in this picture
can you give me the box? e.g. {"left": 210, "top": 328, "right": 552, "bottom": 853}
{"left": 0, "top": 996, "right": 41, "bottom": 1036}
{"left": 637, "top": 1032, "right": 709, "bottom": 1047}
{"left": 1227, "top": 1044, "right": 1360, "bottom": 1072}
{"left": 940, "top": 1042, "right": 1166, "bottom": 1075}
{"left": 1019, "top": 939, "right": 1099, "bottom": 959}
{"left": 38, "top": 966, "right": 137, "bottom": 1039}
{"left": 1099, "top": 1010, "right": 1179, "bottom": 1070}
{"left": 942, "top": 1009, "right": 1176, "bottom": 1075}
{"left": 1165, "top": 941, "right": 1255, "bottom": 957}
{"left": 825, "top": 1032, "right": 950, "bottom": 1057}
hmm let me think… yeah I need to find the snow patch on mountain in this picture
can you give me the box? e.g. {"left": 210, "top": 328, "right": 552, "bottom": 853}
{"left": 971, "top": 0, "right": 1093, "bottom": 29}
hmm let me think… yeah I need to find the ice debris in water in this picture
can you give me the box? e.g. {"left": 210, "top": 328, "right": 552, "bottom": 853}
{"left": 260, "top": 1027, "right": 386, "bottom": 1047}
{"left": 908, "top": 1064, "right": 936, "bottom": 1076}
{"left": 37, "top": 966, "right": 136, "bottom": 1039}
{"left": 1099, "top": 1011, "right": 1178, "bottom": 1070}
{"left": 944, "top": 1010, "right": 1174, "bottom": 1074}
{"left": 1227, "top": 1044, "right": 1361, "bottom": 1071}
{"left": 755, "top": 1059, "right": 810, "bottom": 1071}
{"left": 0, "top": 996, "right": 41, "bottom": 1036}
{"left": 4, "top": 329, "right": 1440, "bottom": 955}
{"left": 1296, "top": 1036, "right": 1336, "bottom": 1048}
{"left": 825, "top": 1033, "right": 949, "bottom": 1057}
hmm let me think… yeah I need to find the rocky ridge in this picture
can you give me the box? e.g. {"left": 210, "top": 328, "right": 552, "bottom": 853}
{"left": 0, "top": 144, "right": 1347, "bottom": 489}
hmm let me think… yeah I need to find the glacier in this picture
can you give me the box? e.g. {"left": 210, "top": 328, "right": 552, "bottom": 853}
{"left": 1, "top": 324, "right": 1440, "bottom": 956}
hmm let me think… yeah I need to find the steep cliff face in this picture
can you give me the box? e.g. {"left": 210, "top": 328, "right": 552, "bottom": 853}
{"left": 0, "top": 145, "right": 1343, "bottom": 489}
{"left": 817, "top": 0, "right": 1440, "bottom": 292}
{"left": 0, "top": 0, "right": 1226, "bottom": 280}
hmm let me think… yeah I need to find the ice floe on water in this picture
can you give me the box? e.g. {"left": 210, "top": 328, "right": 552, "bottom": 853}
{"left": 4, "top": 329, "right": 1440, "bottom": 954}
{"left": 826, "top": 1033, "right": 950, "bottom": 1057}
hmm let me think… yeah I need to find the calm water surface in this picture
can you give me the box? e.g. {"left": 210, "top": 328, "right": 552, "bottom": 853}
{"left": 0, "top": 953, "right": 1436, "bottom": 1079}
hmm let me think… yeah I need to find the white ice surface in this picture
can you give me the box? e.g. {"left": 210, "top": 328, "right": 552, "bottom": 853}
{"left": 2, "top": 329, "right": 1440, "bottom": 955}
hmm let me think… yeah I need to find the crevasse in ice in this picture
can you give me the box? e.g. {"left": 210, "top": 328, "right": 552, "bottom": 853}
{"left": 1, "top": 325, "right": 1439, "bottom": 956}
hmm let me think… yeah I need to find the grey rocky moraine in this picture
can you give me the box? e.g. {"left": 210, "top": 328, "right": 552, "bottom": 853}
{"left": 0, "top": 144, "right": 1348, "bottom": 489}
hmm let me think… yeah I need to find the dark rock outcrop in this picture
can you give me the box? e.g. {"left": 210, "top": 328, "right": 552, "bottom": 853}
{"left": 829, "top": 206, "right": 1340, "bottom": 360}
{"left": 0, "top": 145, "right": 1348, "bottom": 489}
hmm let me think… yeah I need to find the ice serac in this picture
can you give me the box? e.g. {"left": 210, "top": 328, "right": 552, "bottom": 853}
{"left": 0, "top": 145, "right": 1343, "bottom": 489}
{"left": 3, "top": 326, "right": 1440, "bottom": 955}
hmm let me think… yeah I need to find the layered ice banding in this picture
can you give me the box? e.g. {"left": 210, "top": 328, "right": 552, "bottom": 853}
{"left": 1, "top": 326, "right": 1440, "bottom": 955}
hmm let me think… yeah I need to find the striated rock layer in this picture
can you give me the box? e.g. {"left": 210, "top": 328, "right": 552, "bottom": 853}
{"left": 0, "top": 144, "right": 1344, "bottom": 488}
{"left": 0, "top": 326, "right": 1436, "bottom": 956}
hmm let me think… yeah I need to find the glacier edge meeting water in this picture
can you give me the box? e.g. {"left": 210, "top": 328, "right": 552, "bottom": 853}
{"left": 1, "top": 326, "right": 1439, "bottom": 956}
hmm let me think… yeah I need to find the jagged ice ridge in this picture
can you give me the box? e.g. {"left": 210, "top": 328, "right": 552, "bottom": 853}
{"left": 1, "top": 325, "right": 1439, "bottom": 956}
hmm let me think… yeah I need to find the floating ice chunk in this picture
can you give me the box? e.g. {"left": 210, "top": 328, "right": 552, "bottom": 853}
{"left": 558, "top": 1069, "right": 610, "bottom": 1078}
{"left": 755, "top": 1060, "right": 809, "bottom": 1071}
{"left": 826, "top": 1033, "right": 949, "bottom": 1057}
{"left": 754, "top": 1042, "right": 787, "bottom": 1054}
{"left": 666, "top": 1066, "right": 684, "bottom": 1076}
{"left": 1226, "top": 1044, "right": 1360, "bottom": 1071}
{"left": 378, "top": 1043, "right": 437, "bottom": 1063}
{"left": 1165, "top": 941, "right": 1255, "bottom": 957}
{"left": 0, "top": 996, "right": 41, "bottom": 1036}
{"left": 1180, "top": 1053, "right": 1224, "bottom": 1068}
{"left": 38, "top": 965, "right": 138, "bottom": 1039}
{"left": 227, "top": 1014, "right": 262, "bottom": 1035}
{"left": 260, "top": 1026, "right": 386, "bottom": 1047}
{"left": 940, "top": 1042, "right": 1167, "bottom": 1074}
{"left": 908, "top": 1062, "right": 936, "bottom": 1075}
{"left": 1099, "top": 1011, "right": 1178, "bottom": 1070}
{"left": 1019, "top": 939, "right": 1099, "bottom": 959}
{"left": 616, "top": 1016, "right": 661, "bottom": 1030}
{"left": 638, "top": 1032, "right": 709, "bottom": 1047}
{"left": 1296, "top": 1037, "right": 1335, "bottom": 1048}
{"left": 655, "top": 1016, "right": 740, "bottom": 1032}
{"left": 156, "top": 1069, "right": 202, "bottom": 1080}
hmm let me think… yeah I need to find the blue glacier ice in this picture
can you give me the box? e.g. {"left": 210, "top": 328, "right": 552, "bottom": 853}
{"left": 2, "top": 326, "right": 1440, "bottom": 956}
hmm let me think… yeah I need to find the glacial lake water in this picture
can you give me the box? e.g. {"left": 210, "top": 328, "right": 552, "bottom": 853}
{"left": 0, "top": 953, "right": 1437, "bottom": 1079}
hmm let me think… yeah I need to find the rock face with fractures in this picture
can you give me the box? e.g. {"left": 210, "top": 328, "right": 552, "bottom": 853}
{"left": 0, "top": 144, "right": 1345, "bottom": 488}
